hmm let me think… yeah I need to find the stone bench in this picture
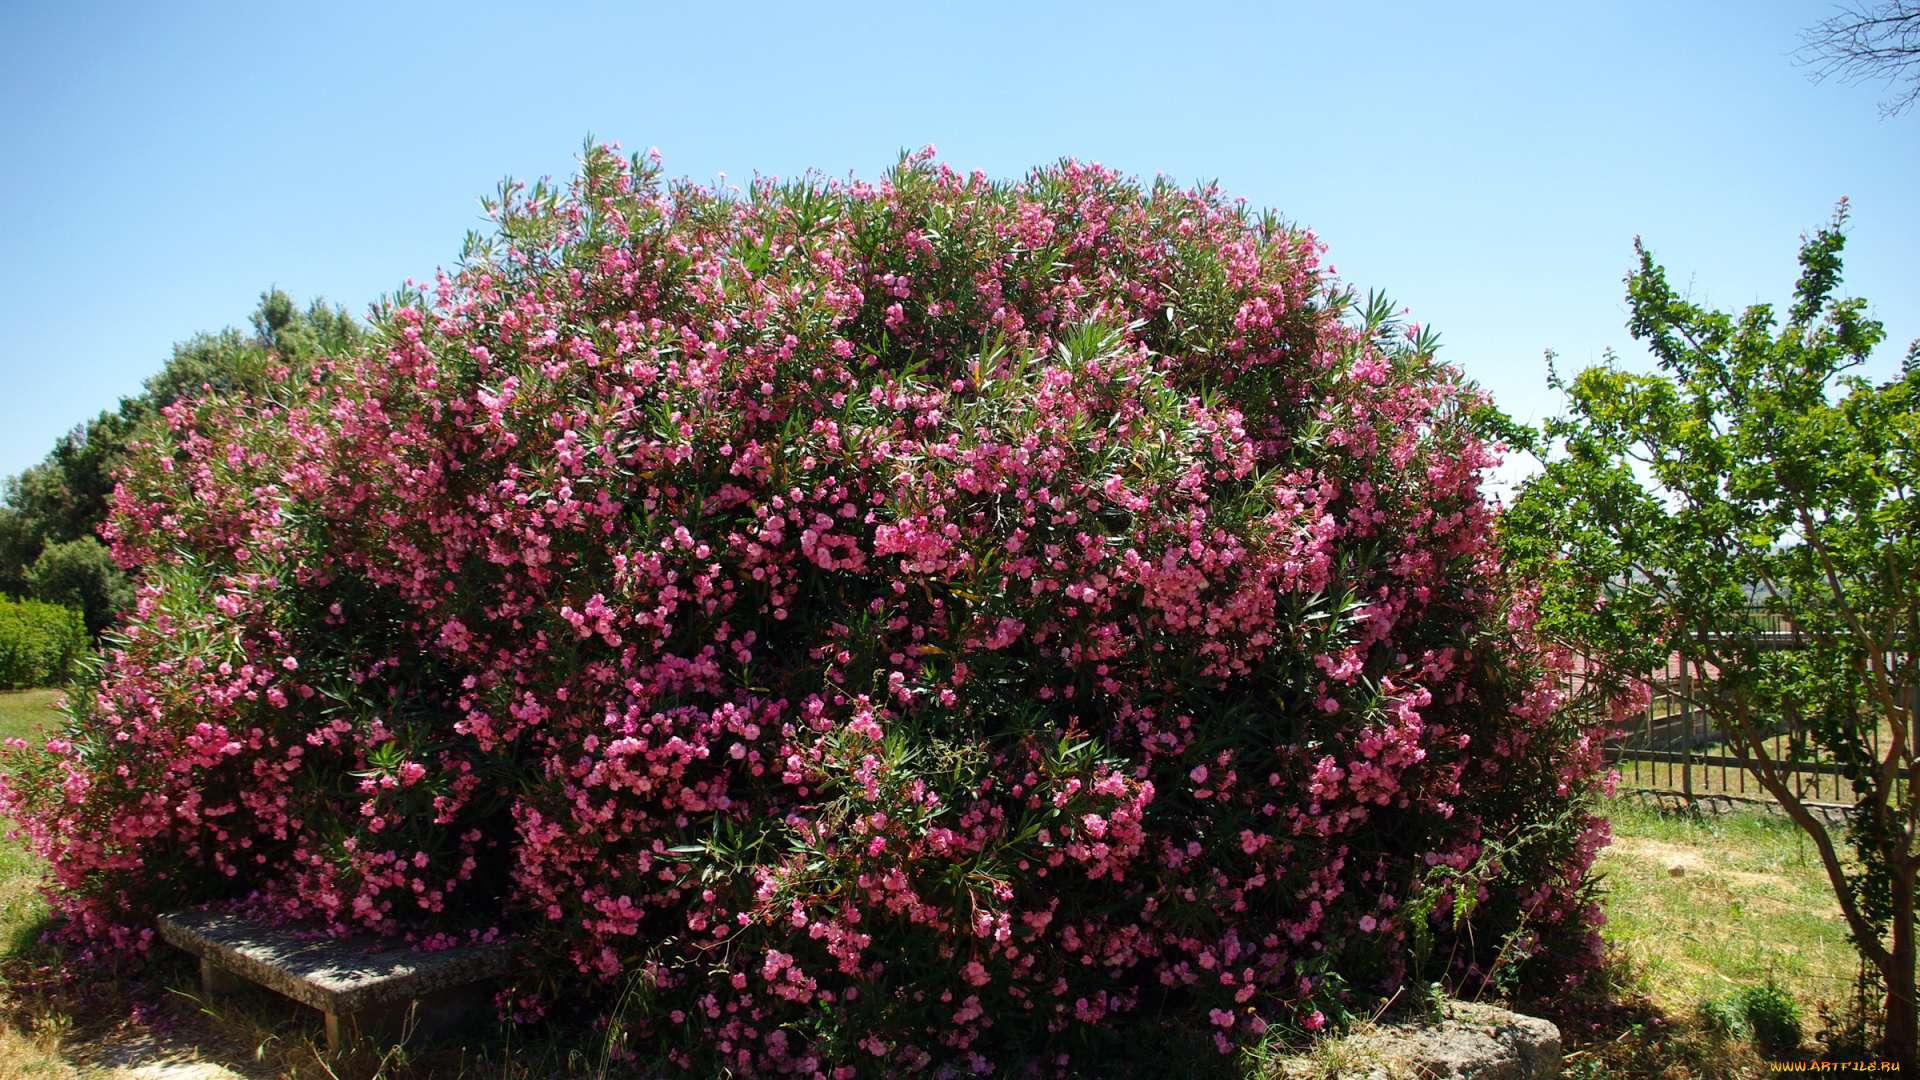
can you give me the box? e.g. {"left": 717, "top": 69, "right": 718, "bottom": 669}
{"left": 157, "top": 910, "right": 516, "bottom": 1049}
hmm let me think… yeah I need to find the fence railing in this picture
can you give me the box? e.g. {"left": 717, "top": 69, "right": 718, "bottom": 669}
{"left": 1580, "top": 614, "right": 1914, "bottom": 808}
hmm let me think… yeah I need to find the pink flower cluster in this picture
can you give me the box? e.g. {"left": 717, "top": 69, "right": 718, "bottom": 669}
{"left": 0, "top": 145, "right": 1610, "bottom": 1075}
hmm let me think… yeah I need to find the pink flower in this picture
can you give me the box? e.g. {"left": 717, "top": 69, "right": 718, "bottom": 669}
{"left": 6, "top": 143, "right": 1611, "bottom": 1078}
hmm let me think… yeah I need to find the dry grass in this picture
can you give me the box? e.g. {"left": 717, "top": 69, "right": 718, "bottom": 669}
{"left": 1594, "top": 797, "right": 1862, "bottom": 1014}
{"left": 0, "top": 1023, "right": 79, "bottom": 1079}
{"left": 1246, "top": 1016, "right": 1395, "bottom": 1080}
{"left": 1533, "top": 795, "right": 1904, "bottom": 1078}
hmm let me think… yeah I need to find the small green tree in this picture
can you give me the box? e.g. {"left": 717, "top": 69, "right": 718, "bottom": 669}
{"left": 1503, "top": 204, "right": 1918, "bottom": 1066}
{"left": 25, "top": 538, "right": 132, "bottom": 636}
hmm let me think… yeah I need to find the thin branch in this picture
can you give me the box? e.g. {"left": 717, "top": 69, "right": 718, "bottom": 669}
{"left": 1798, "top": 506, "right": 1897, "bottom": 696}
{"left": 1799, "top": 1, "right": 1920, "bottom": 117}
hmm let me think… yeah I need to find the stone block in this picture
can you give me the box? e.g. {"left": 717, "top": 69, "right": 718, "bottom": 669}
{"left": 1274, "top": 1000, "right": 1562, "bottom": 1080}
{"left": 1349, "top": 1001, "right": 1562, "bottom": 1080}
{"left": 157, "top": 909, "right": 515, "bottom": 1050}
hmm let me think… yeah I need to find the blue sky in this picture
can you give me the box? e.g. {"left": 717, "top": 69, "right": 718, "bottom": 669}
{"left": 2, "top": 0, "right": 1914, "bottom": 483}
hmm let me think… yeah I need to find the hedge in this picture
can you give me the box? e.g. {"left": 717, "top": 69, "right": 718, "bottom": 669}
{"left": 0, "top": 594, "right": 87, "bottom": 690}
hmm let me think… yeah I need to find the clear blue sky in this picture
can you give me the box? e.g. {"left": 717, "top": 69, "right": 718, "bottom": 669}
{"left": 2, "top": 0, "right": 1914, "bottom": 484}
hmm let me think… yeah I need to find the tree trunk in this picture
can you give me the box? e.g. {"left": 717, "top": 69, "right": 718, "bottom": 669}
{"left": 1878, "top": 864, "right": 1917, "bottom": 1069}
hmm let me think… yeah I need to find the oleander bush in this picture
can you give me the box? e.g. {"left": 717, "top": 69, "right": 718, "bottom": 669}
{"left": 0, "top": 146, "right": 1611, "bottom": 1077}
{"left": 0, "top": 595, "right": 87, "bottom": 690}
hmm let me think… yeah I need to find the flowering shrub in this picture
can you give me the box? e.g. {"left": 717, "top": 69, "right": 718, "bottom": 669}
{"left": 1, "top": 146, "right": 1610, "bottom": 1075}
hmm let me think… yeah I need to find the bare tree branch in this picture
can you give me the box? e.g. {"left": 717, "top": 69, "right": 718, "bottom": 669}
{"left": 1800, "top": 1, "right": 1920, "bottom": 117}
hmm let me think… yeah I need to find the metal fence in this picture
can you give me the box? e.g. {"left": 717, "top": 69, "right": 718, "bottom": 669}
{"left": 1588, "top": 624, "right": 1913, "bottom": 808}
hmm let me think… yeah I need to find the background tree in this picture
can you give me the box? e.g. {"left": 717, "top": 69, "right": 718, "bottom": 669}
{"left": 0, "top": 289, "right": 359, "bottom": 632}
{"left": 1503, "top": 205, "right": 1919, "bottom": 1066}
{"left": 1801, "top": 0, "right": 1920, "bottom": 116}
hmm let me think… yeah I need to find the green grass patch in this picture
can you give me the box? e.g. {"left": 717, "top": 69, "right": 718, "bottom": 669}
{"left": 0, "top": 690, "right": 55, "bottom": 987}
{"left": 1592, "top": 796, "right": 1861, "bottom": 1019}
{"left": 0, "top": 839, "right": 45, "bottom": 961}
{"left": 0, "top": 690, "right": 64, "bottom": 748}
